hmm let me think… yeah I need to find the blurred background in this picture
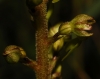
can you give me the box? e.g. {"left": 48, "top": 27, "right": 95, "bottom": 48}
{"left": 0, "top": 0, "right": 100, "bottom": 79}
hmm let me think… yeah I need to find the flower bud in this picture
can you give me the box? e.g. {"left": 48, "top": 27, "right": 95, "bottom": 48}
{"left": 59, "top": 22, "right": 71, "bottom": 35}
{"left": 52, "top": 65, "right": 62, "bottom": 79}
{"left": 52, "top": 0, "right": 59, "bottom": 3}
{"left": 3, "top": 45, "right": 26, "bottom": 63}
{"left": 53, "top": 37, "right": 64, "bottom": 51}
{"left": 48, "top": 23, "right": 61, "bottom": 37}
{"left": 6, "top": 52, "right": 21, "bottom": 63}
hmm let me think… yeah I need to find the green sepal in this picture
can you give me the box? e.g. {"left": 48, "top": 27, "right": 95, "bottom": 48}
{"left": 6, "top": 52, "right": 21, "bottom": 63}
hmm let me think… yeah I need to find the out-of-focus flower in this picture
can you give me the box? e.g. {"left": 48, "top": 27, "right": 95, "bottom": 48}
{"left": 53, "top": 37, "right": 64, "bottom": 51}
{"left": 52, "top": 65, "right": 62, "bottom": 79}
{"left": 52, "top": 0, "right": 59, "bottom": 3}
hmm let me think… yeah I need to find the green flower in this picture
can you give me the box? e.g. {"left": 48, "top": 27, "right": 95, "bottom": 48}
{"left": 59, "top": 14, "right": 95, "bottom": 37}
{"left": 71, "top": 14, "right": 95, "bottom": 36}
{"left": 3, "top": 45, "right": 26, "bottom": 63}
{"left": 52, "top": 0, "right": 60, "bottom": 3}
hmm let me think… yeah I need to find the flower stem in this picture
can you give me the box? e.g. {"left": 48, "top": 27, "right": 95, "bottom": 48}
{"left": 34, "top": 0, "right": 51, "bottom": 79}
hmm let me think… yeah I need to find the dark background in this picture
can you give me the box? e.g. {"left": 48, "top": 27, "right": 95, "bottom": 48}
{"left": 0, "top": 0, "right": 100, "bottom": 79}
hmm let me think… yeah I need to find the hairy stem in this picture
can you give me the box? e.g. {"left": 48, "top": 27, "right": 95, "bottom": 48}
{"left": 34, "top": 0, "right": 51, "bottom": 79}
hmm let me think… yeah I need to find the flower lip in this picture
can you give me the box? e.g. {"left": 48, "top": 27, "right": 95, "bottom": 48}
{"left": 75, "top": 18, "right": 95, "bottom": 31}
{"left": 74, "top": 24, "right": 92, "bottom": 34}
{"left": 73, "top": 22, "right": 94, "bottom": 36}
{"left": 74, "top": 24, "right": 92, "bottom": 31}
{"left": 83, "top": 24, "right": 92, "bottom": 30}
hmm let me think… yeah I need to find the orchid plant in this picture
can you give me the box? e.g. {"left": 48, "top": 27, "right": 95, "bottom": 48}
{"left": 3, "top": 0, "right": 95, "bottom": 79}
